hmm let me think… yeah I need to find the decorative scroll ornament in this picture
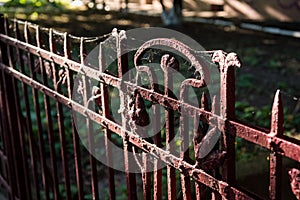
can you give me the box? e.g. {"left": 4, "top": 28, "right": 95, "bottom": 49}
{"left": 212, "top": 50, "right": 241, "bottom": 69}
{"left": 92, "top": 86, "right": 102, "bottom": 112}
{"left": 225, "top": 52, "right": 241, "bottom": 68}
{"left": 160, "top": 54, "right": 179, "bottom": 72}
{"left": 57, "top": 68, "right": 67, "bottom": 85}
{"left": 128, "top": 90, "right": 150, "bottom": 127}
{"left": 43, "top": 61, "right": 53, "bottom": 79}
{"left": 76, "top": 78, "right": 84, "bottom": 97}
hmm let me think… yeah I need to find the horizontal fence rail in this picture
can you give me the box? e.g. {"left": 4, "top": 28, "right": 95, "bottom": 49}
{"left": 0, "top": 16, "right": 299, "bottom": 200}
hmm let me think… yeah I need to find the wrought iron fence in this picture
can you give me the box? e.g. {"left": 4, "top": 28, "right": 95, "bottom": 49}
{"left": 0, "top": 15, "right": 299, "bottom": 200}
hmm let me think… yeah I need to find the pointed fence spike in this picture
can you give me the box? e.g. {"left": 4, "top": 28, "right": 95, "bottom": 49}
{"left": 270, "top": 89, "right": 284, "bottom": 136}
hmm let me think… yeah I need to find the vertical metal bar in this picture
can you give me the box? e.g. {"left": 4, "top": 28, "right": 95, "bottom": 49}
{"left": 162, "top": 57, "right": 176, "bottom": 200}
{"left": 25, "top": 21, "right": 49, "bottom": 199}
{"left": 35, "top": 25, "right": 50, "bottom": 200}
{"left": 48, "top": 28, "right": 60, "bottom": 200}
{"left": 153, "top": 82, "right": 162, "bottom": 200}
{"left": 194, "top": 92, "right": 208, "bottom": 200}
{"left": 0, "top": 67, "right": 14, "bottom": 200}
{"left": 153, "top": 140, "right": 162, "bottom": 200}
{"left": 99, "top": 42, "right": 116, "bottom": 200}
{"left": 116, "top": 30, "right": 137, "bottom": 200}
{"left": 142, "top": 153, "right": 152, "bottom": 200}
{"left": 13, "top": 18, "right": 32, "bottom": 200}
{"left": 67, "top": 38, "right": 84, "bottom": 200}
{"left": 0, "top": 16, "right": 17, "bottom": 200}
{"left": 25, "top": 22, "right": 54, "bottom": 200}
{"left": 10, "top": 19, "right": 32, "bottom": 200}
{"left": 103, "top": 89, "right": 116, "bottom": 200}
{"left": 179, "top": 81, "right": 192, "bottom": 200}
{"left": 211, "top": 96, "right": 222, "bottom": 200}
{"left": 70, "top": 100, "right": 84, "bottom": 200}
{"left": 193, "top": 112, "right": 202, "bottom": 200}
{"left": 51, "top": 32, "right": 72, "bottom": 199}
{"left": 269, "top": 90, "right": 283, "bottom": 200}
{"left": 20, "top": 22, "right": 40, "bottom": 199}
{"left": 2, "top": 17, "right": 32, "bottom": 200}
{"left": 0, "top": 72, "right": 11, "bottom": 197}
{"left": 219, "top": 58, "right": 236, "bottom": 184}
{"left": 2, "top": 17, "right": 23, "bottom": 200}
{"left": 80, "top": 37, "right": 99, "bottom": 200}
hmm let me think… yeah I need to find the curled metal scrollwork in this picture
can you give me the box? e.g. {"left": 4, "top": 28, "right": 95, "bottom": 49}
{"left": 128, "top": 90, "right": 150, "bottom": 127}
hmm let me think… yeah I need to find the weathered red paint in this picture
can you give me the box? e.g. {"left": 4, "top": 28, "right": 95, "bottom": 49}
{"left": 0, "top": 18, "right": 299, "bottom": 200}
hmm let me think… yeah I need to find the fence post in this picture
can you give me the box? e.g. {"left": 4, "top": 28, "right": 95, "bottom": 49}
{"left": 99, "top": 41, "right": 116, "bottom": 200}
{"left": 0, "top": 15, "right": 27, "bottom": 199}
{"left": 217, "top": 51, "right": 240, "bottom": 186}
{"left": 116, "top": 29, "right": 138, "bottom": 200}
{"left": 269, "top": 90, "right": 283, "bottom": 200}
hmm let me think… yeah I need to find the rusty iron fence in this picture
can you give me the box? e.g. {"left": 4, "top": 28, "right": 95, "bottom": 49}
{"left": 0, "top": 16, "right": 300, "bottom": 200}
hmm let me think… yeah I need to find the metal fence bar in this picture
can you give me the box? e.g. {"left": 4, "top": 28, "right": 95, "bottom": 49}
{"left": 193, "top": 111, "right": 203, "bottom": 200}
{"left": 1, "top": 18, "right": 300, "bottom": 200}
{"left": 0, "top": 60, "right": 262, "bottom": 199}
{"left": 142, "top": 153, "right": 152, "bottom": 200}
{"left": 2, "top": 17, "right": 23, "bottom": 200}
{"left": 269, "top": 90, "right": 283, "bottom": 200}
{"left": 0, "top": 18, "right": 15, "bottom": 199}
{"left": 24, "top": 21, "right": 43, "bottom": 200}
{"left": 194, "top": 92, "right": 210, "bottom": 200}
{"left": 37, "top": 31, "right": 56, "bottom": 199}
{"left": 228, "top": 120, "right": 300, "bottom": 162}
{"left": 35, "top": 25, "right": 51, "bottom": 200}
{"left": 218, "top": 51, "right": 237, "bottom": 186}
{"left": 116, "top": 30, "right": 138, "bottom": 200}
{"left": 15, "top": 21, "right": 38, "bottom": 200}
{"left": 6, "top": 18, "right": 33, "bottom": 200}
{"left": 162, "top": 55, "right": 177, "bottom": 200}
{"left": 54, "top": 32, "right": 71, "bottom": 200}
{"left": 13, "top": 19, "right": 32, "bottom": 200}
{"left": 80, "top": 37, "right": 99, "bottom": 200}
{"left": 67, "top": 36, "right": 84, "bottom": 200}
{"left": 152, "top": 77, "right": 163, "bottom": 200}
{"left": 99, "top": 41, "right": 116, "bottom": 200}
{"left": 69, "top": 73, "right": 84, "bottom": 200}
{"left": 48, "top": 28, "right": 60, "bottom": 200}
{"left": 1, "top": 31, "right": 299, "bottom": 163}
{"left": 179, "top": 58, "right": 197, "bottom": 200}
{"left": 6, "top": 38, "right": 24, "bottom": 200}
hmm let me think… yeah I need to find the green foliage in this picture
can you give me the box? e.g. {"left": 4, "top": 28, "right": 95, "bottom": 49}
{"left": 1, "top": 0, "right": 66, "bottom": 14}
{"left": 83, "top": 194, "right": 93, "bottom": 200}
{"left": 236, "top": 101, "right": 271, "bottom": 128}
{"left": 4, "top": 0, "right": 49, "bottom": 8}
{"left": 235, "top": 137, "right": 267, "bottom": 161}
{"left": 283, "top": 111, "right": 300, "bottom": 138}
{"left": 115, "top": 184, "right": 128, "bottom": 200}
{"left": 236, "top": 101, "right": 300, "bottom": 135}
{"left": 235, "top": 100, "right": 300, "bottom": 161}
{"left": 240, "top": 47, "right": 265, "bottom": 66}
{"left": 236, "top": 74, "right": 254, "bottom": 90}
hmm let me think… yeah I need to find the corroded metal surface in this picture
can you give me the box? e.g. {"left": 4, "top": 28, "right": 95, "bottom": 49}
{"left": 0, "top": 17, "right": 299, "bottom": 200}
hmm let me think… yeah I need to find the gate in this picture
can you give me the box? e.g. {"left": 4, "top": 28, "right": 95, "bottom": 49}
{"left": 0, "top": 16, "right": 299, "bottom": 200}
